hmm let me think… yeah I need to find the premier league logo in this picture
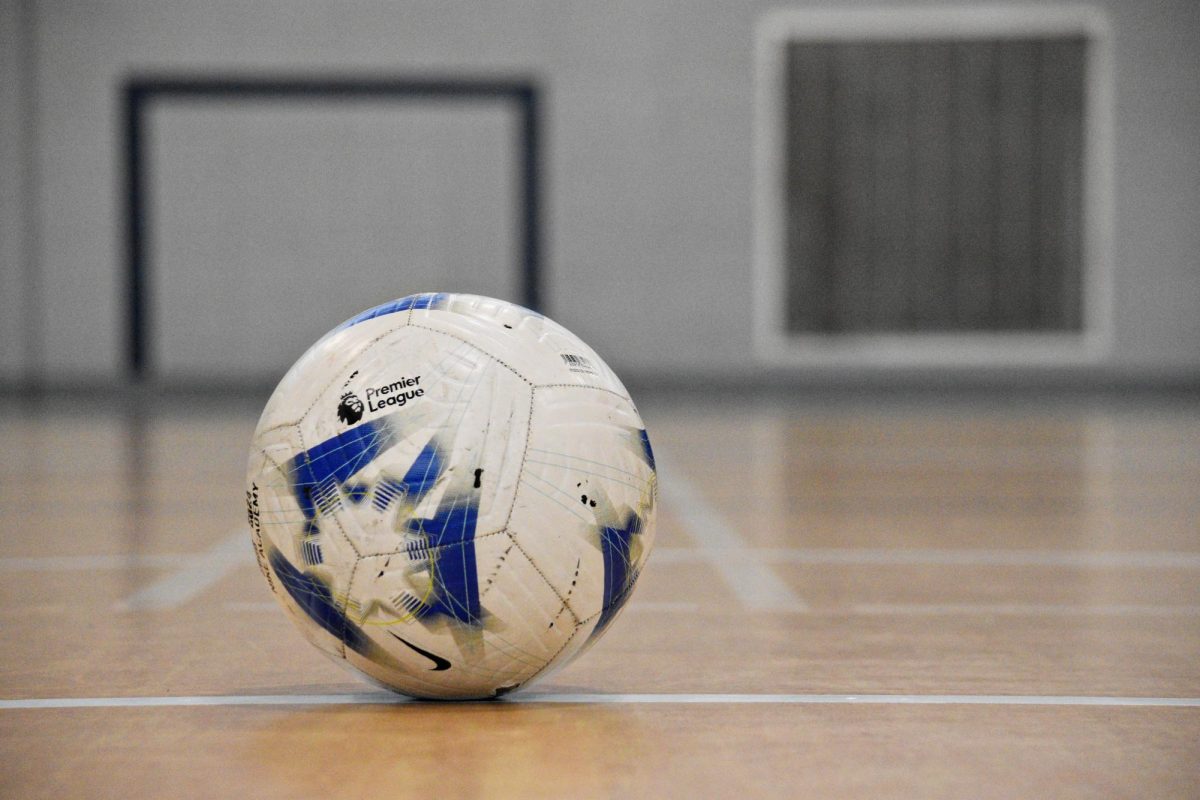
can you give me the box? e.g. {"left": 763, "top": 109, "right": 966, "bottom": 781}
{"left": 336, "top": 392, "right": 364, "bottom": 425}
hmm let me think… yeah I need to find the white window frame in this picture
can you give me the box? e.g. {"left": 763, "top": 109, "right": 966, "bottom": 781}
{"left": 753, "top": 6, "right": 1115, "bottom": 368}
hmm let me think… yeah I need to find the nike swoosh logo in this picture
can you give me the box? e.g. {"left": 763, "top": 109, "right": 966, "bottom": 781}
{"left": 389, "top": 632, "right": 452, "bottom": 671}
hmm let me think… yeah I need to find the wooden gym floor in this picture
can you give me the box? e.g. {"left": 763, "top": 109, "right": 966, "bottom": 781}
{"left": 1, "top": 391, "right": 1198, "bottom": 798}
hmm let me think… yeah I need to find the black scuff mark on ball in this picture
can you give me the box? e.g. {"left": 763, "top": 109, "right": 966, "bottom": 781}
{"left": 474, "top": 468, "right": 484, "bottom": 489}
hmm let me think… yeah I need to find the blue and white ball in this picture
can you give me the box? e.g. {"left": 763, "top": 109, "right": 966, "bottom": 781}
{"left": 246, "top": 294, "right": 656, "bottom": 699}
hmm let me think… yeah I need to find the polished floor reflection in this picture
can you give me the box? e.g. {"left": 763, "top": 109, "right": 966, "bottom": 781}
{"left": 1, "top": 392, "right": 1198, "bottom": 798}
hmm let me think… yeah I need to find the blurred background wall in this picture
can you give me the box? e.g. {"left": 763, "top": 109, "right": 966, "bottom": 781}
{"left": 1, "top": 0, "right": 1197, "bottom": 391}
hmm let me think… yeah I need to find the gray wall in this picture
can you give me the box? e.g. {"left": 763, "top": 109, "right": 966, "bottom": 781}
{"left": 2, "top": 0, "right": 1198, "bottom": 387}
{"left": 1, "top": 0, "right": 30, "bottom": 379}
{"left": 149, "top": 101, "right": 518, "bottom": 380}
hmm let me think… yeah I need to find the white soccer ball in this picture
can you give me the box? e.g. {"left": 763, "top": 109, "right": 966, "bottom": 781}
{"left": 245, "top": 293, "right": 657, "bottom": 699}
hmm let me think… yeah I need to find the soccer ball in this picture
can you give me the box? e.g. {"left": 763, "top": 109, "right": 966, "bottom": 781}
{"left": 245, "top": 293, "right": 657, "bottom": 699}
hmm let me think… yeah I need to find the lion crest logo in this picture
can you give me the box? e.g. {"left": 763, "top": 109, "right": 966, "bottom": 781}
{"left": 336, "top": 392, "right": 364, "bottom": 425}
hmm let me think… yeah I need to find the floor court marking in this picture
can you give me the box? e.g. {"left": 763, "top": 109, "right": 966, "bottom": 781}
{"left": 3, "top": 693, "right": 1198, "bottom": 710}
{"left": 114, "top": 530, "right": 248, "bottom": 611}
{"left": 654, "top": 448, "right": 807, "bottom": 612}
{"left": 0, "top": 553, "right": 194, "bottom": 572}
{"left": 651, "top": 547, "right": 1200, "bottom": 569}
{"left": 853, "top": 603, "right": 1200, "bottom": 617}
{"left": 7, "top": 547, "right": 1199, "bottom": 575}
{"left": 8, "top": 548, "right": 1199, "bottom": 573}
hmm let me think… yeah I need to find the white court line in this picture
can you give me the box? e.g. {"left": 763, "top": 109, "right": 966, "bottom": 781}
{"left": 651, "top": 547, "right": 1200, "bottom": 569}
{"left": 2, "top": 693, "right": 1198, "bottom": 710}
{"left": 0, "top": 553, "right": 195, "bottom": 572}
{"left": 10, "top": 548, "right": 1199, "bottom": 574}
{"left": 853, "top": 603, "right": 1200, "bottom": 617}
{"left": 9, "top": 547, "right": 1198, "bottom": 575}
{"left": 115, "top": 530, "right": 249, "bottom": 611}
{"left": 654, "top": 449, "right": 807, "bottom": 612}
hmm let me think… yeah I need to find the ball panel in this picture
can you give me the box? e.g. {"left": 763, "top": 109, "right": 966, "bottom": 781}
{"left": 509, "top": 385, "right": 657, "bottom": 657}
{"left": 408, "top": 293, "right": 629, "bottom": 393}
{"left": 476, "top": 533, "right": 585, "bottom": 676}
{"left": 248, "top": 422, "right": 361, "bottom": 579}
{"left": 342, "top": 533, "right": 580, "bottom": 699}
